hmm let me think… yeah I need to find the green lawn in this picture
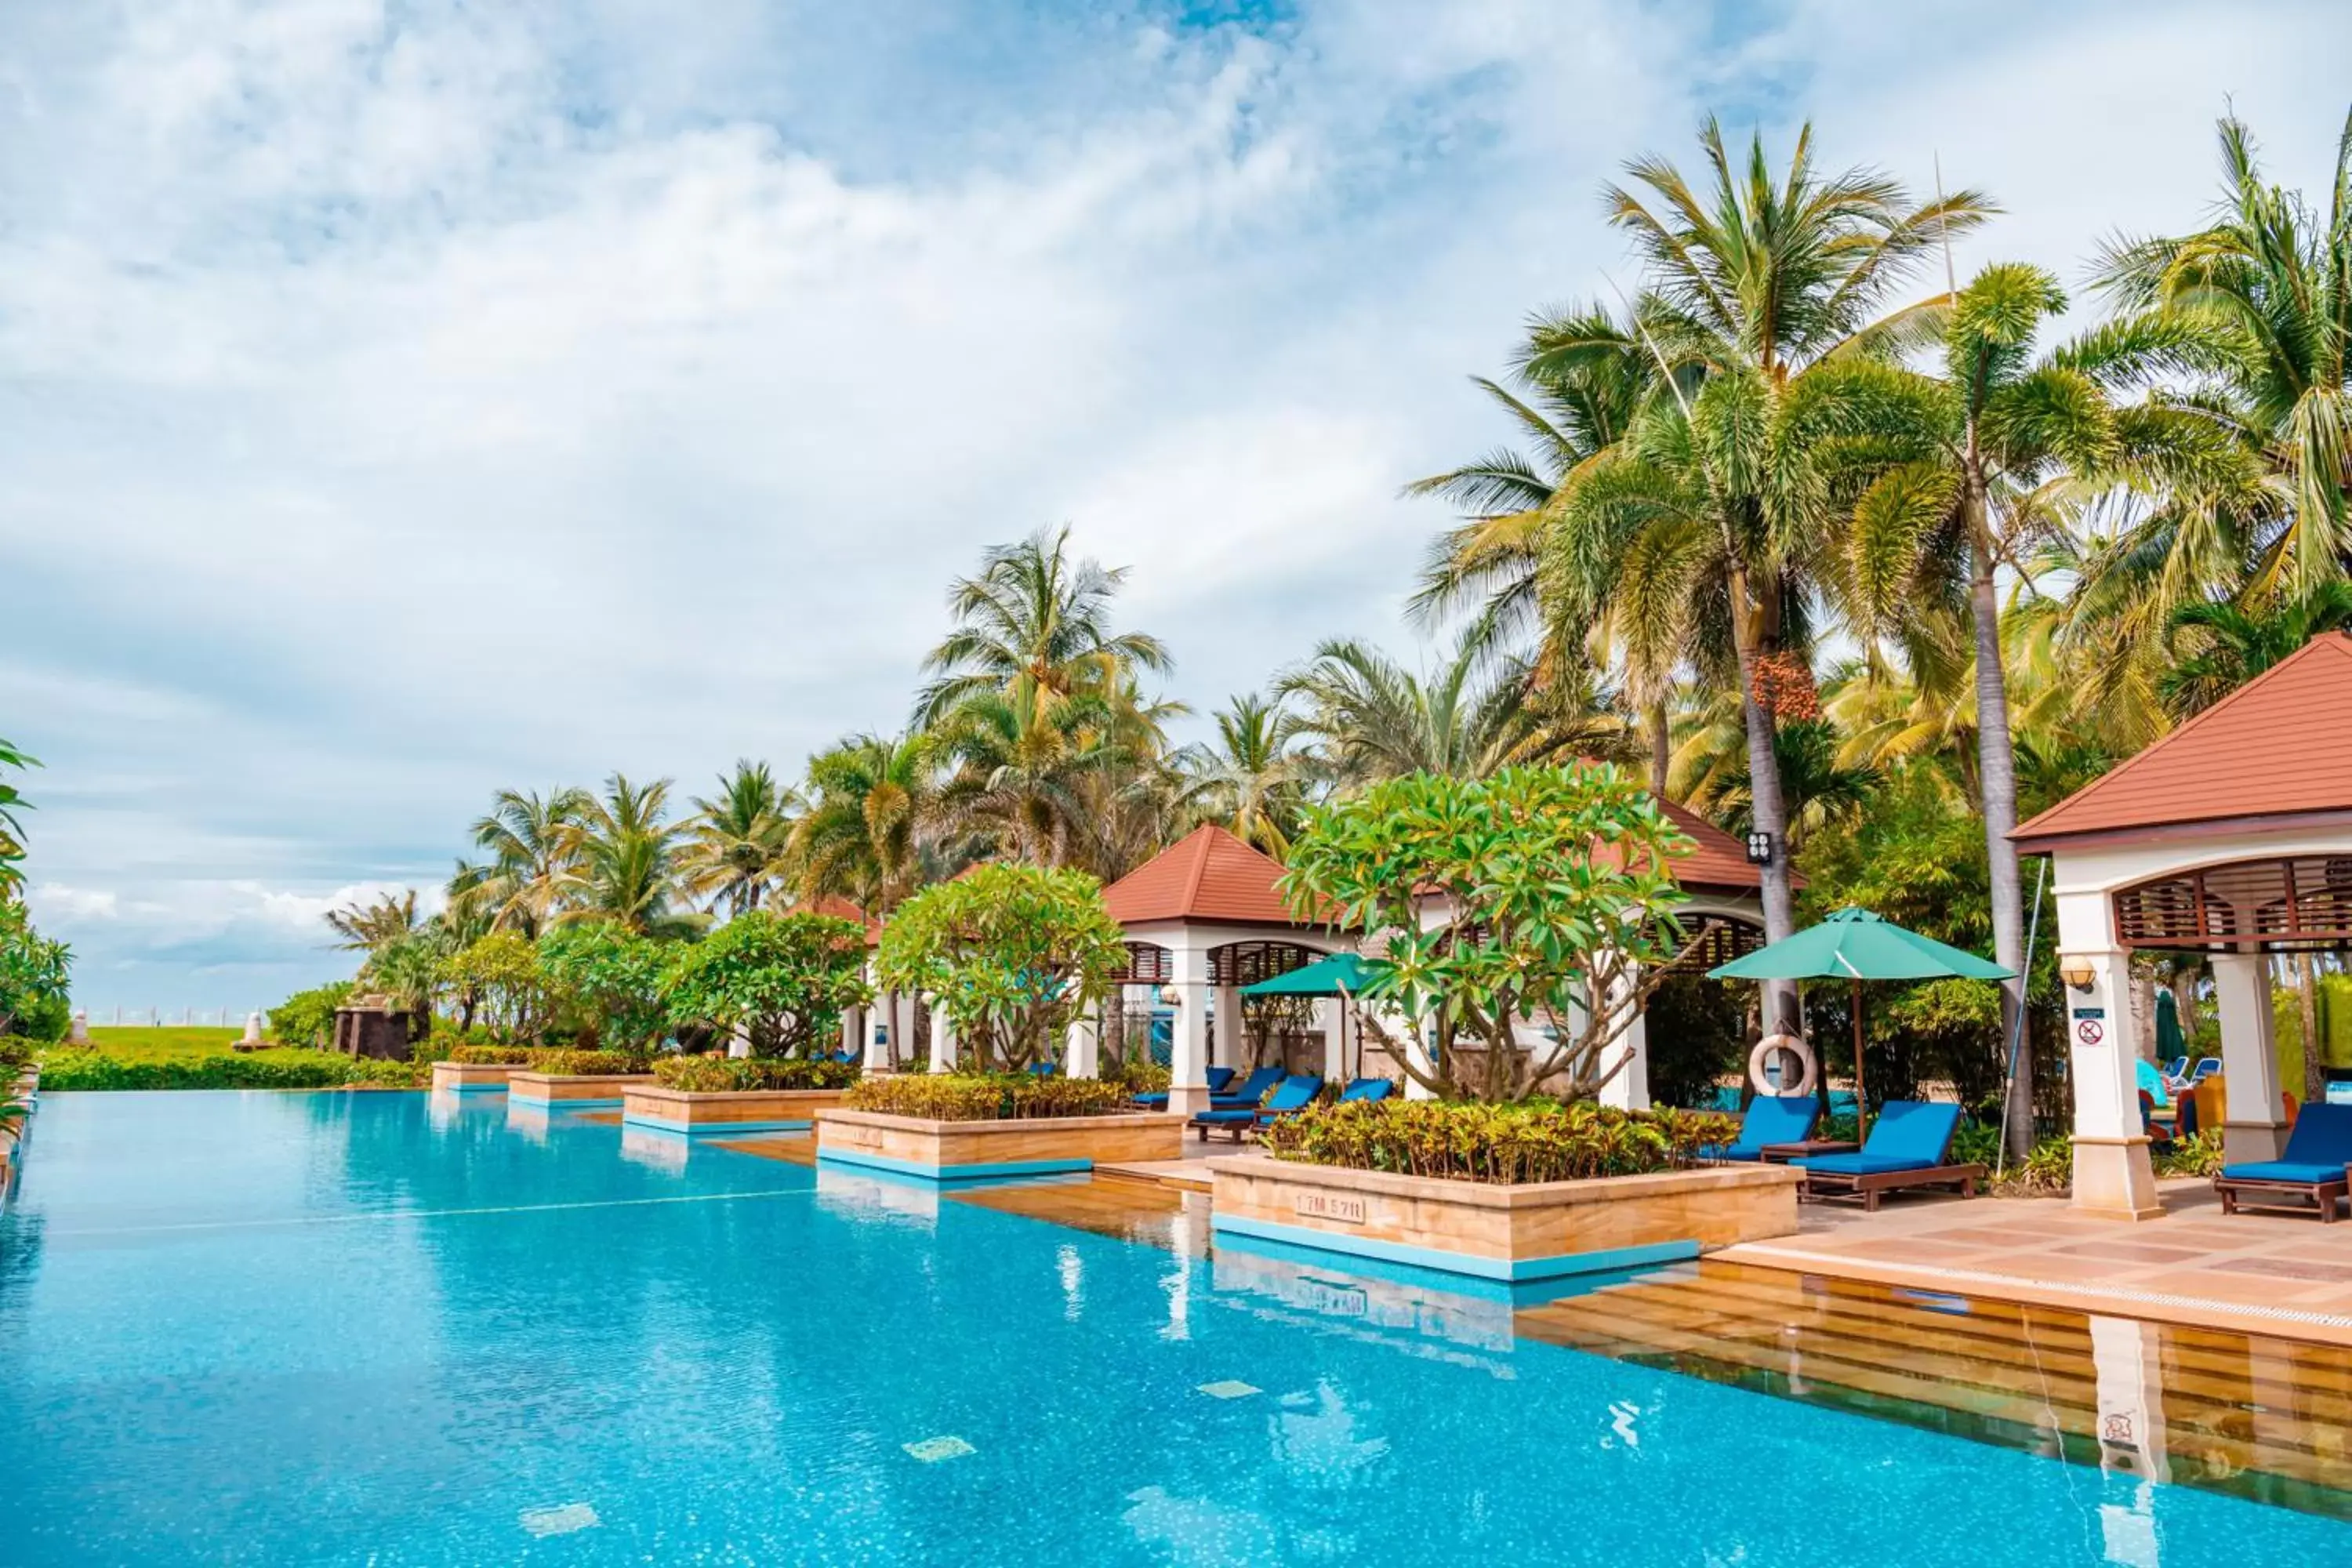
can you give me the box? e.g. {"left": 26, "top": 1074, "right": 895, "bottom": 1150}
{"left": 80, "top": 1026, "right": 249, "bottom": 1062}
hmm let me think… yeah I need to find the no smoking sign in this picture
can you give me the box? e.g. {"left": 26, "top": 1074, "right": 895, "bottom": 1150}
{"left": 2076, "top": 1017, "right": 2104, "bottom": 1046}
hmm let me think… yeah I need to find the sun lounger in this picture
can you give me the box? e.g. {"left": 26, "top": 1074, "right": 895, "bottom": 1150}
{"left": 1209, "top": 1065, "right": 1284, "bottom": 1108}
{"left": 1192, "top": 1074, "right": 1323, "bottom": 1142}
{"left": 1695, "top": 1094, "right": 1820, "bottom": 1163}
{"left": 2163, "top": 1055, "right": 2189, "bottom": 1083}
{"left": 2190, "top": 1056, "right": 2222, "bottom": 1081}
{"left": 1338, "top": 1077, "right": 1393, "bottom": 1103}
{"left": 2214, "top": 1103, "right": 2352, "bottom": 1222}
{"left": 1794, "top": 1101, "right": 1982, "bottom": 1211}
{"left": 1131, "top": 1065, "right": 1232, "bottom": 1110}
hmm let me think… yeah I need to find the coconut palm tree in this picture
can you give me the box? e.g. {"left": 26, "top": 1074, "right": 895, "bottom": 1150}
{"left": 565, "top": 775, "right": 692, "bottom": 935}
{"left": 914, "top": 524, "right": 1173, "bottom": 728}
{"left": 1554, "top": 118, "right": 1987, "bottom": 1027}
{"left": 1176, "top": 692, "right": 1308, "bottom": 856}
{"left": 459, "top": 786, "right": 592, "bottom": 936}
{"left": 324, "top": 889, "right": 425, "bottom": 954}
{"left": 0, "top": 736, "right": 36, "bottom": 900}
{"left": 2159, "top": 583, "right": 2352, "bottom": 717}
{"left": 679, "top": 760, "right": 802, "bottom": 916}
{"left": 933, "top": 679, "right": 1119, "bottom": 868}
{"left": 2095, "top": 107, "right": 2352, "bottom": 598}
{"left": 794, "top": 732, "right": 941, "bottom": 915}
{"left": 1279, "top": 637, "right": 1615, "bottom": 786}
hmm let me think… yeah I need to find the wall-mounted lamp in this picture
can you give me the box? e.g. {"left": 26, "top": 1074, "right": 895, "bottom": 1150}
{"left": 2058, "top": 955, "right": 2097, "bottom": 993}
{"left": 1744, "top": 830, "right": 1775, "bottom": 866}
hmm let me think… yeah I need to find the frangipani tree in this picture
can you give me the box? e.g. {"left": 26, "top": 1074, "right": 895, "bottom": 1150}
{"left": 873, "top": 863, "right": 1127, "bottom": 1073}
{"left": 662, "top": 909, "right": 870, "bottom": 1058}
{"left": 1278, "top": 764, "right": 1696, "bottom": 1102}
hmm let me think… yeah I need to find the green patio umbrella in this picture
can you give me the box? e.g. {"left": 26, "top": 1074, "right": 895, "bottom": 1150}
{"left": 1708, "top": 907, "right": 2013, "bottom": 1124}
{"left": 1240, "top": 953, "right": 1383, "bottom": 1080}
{"left": 2155, "top": 988, "right": 2186, "bottom": 1065}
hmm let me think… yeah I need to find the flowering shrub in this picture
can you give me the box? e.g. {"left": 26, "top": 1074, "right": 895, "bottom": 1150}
{"left": 652, "top": 1055, "right": 860, "bottom": 1093}
{"left": 1260, "top": 1099, "right": 1738, "bottom": 1185}
{"left": 526, "top": 1049, "right": 645, "bottom": 1076}
{"left": 844, "top": 1073, "right": 1133, "bottom": 1122}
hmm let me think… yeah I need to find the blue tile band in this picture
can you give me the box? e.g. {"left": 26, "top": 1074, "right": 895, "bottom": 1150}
{"left": 1209, "top": 1212, "right": 1698, "bottom": 1282}
{"left": 817, "top": 1146, "right": 1092, "bottom": 1180}
{"left": 623, "top": 1115, "right": 812, "bottom": 1135}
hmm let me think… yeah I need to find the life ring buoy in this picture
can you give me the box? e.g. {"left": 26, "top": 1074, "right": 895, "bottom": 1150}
{"left": 1750, "top": 1033, "right": 1816, "bottom": 1098}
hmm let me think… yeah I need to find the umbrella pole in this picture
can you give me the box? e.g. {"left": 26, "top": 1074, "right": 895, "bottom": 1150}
{"left": 1851, "top": 978, "right": 1867, "bottom": 1134}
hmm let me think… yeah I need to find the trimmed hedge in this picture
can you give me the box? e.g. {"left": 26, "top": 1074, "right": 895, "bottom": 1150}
{"left": 843, "top": 1073, "right": 1134, "bottom": 1122}
{"left": 36, "top": 1049, "right": 431, "bottom": 1091}
{"left": 1260, "top": 1099, "right": 1739, "bottom": 1185}
{"left": 525, "top": 1049, "right": 646, "bottom": 1076}
{"left": 444, "top": 1044, "right": 541, "bottom": 1066}
{"left": 652, "top": 1056, "right": 861, "bottom": 1093}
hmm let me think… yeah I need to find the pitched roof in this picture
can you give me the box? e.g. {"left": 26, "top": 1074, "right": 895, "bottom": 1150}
{"left": 790, "top": 895, "right": 884, "bottom": 946}
{"left": 2013, "top": 633, "right": 2352, "bottom": 849}
{"left": 1656, "top": 797, "right": 1779, "bottom": 891}
{"left": 1102, "top": 824, "right": 1301, "bottom": 927}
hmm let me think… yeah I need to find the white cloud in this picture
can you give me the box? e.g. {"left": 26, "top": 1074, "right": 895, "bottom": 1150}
{"left": 2, "top": 0, "right": 2348, "bottom": 1006}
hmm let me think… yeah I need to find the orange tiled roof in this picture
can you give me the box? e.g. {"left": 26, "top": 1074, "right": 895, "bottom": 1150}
{"left": 1656, "top": 797, "right": 1777, "bottom": 891}
{"left": 1101, "top": 824, "right": 1302, "bottom": 927}
{"left": 790, "top": 895, "right": 884, "bottom": 946}
{"left": 2013, "top": 633, "right": 2352, "bottom": 848}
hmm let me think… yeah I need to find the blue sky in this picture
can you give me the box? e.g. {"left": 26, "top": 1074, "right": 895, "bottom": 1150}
{"left": 3, "top": 0, "right": 2348, "bottom": 1014}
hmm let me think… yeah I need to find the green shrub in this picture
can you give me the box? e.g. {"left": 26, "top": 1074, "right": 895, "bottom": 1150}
{"left": 526, "top": 1048, "right": 644, "bottom": 1076}
{"left": 843, "top": 1072, "right": 1133, "bottom": 1121}
{"left": 445, "top": 1043, "right": 539, "bottom": 1066}
{"left": 38, "top": 1050, "right": 367, "bottom": 1091}
{"left": 1988, "top": 1134, "right": 2074, "bottom": 1196}
{"left": 2154, "top": 1129, "right": 2226, "bottom": 1178}
{"left": 1107, "top": 1058, "right": 1170, "bottom": 1094}
{"left": 269, "top": 982, "right": 354, "bottom": 1049}
{"left": 345, "top": 1056, "right": 434, "bottom": 1088}
{"left": 652, "top": 1055, "right": 860, "bottom": 1093}
{"left": 0, "top": 1034, "right": 39, "bottom": 1070}
{"left": 1259, "top": 1099, "right": 1739, "bottom": 1185}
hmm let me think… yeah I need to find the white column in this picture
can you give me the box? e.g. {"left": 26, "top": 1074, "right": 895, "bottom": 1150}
{"left": 1169, "top": 939, "right": 1211, "bottom": 1116}
{"left": 1065, "top": 1002, "right": 1100, "bottom": 1079}
{"left": 1597, "top": 960, "right": 1651, "bottom": 1111}
{"left": 2211, "top": 951, "right": 2288, "bottom": 1162}
{"left": 861, "top": 999, "right": 890, "bottom": 1073}
{"left": 1321, "top": 997, "right": 1347, "bottom": 1084}
{"left": 928, "top": 1000, "right": 957, "bottom": 1074}
{"left": 2089, "top": 1315, "right": 2171, "bottom": 1488}
{"left": 1403, "top": 1014, "right": 1438, "bottom": 1100}
{"left": 895, "top": 993, "right": 919, "bottom": 1066}
{"left": 2054, "top": 880, "right": 2161, "bottom": 1221}
{"left": 1214, "top": 982, "right": 1243, "bottom": 1070}
{"left": 840, "top": 1005, "right": 860, "bottom": 1060}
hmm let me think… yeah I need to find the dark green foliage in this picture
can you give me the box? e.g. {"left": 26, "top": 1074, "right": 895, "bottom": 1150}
{"left": 269, "top": 982, "right": 355, "bottom": 1050}
{"left": 1643, "top": 971, "right": 1751, "bottom": 1109}
{"left": 1261, "top": 1098, "right": 1739, "bottom": 1185}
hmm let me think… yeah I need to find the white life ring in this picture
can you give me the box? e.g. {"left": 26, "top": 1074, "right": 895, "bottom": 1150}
{"left": 1749, "top": 1033, "right": 1816, "bottom": 1098}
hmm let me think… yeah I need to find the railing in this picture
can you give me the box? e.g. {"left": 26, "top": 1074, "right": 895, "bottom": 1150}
{"left": 72, "top": 1007, "right": 264, "bottom": 1028}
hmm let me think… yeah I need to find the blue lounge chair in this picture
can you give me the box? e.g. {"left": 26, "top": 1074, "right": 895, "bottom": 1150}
{"left": 1338, "top": 1077, "right": 1393, "bottom": 1103}
{"left": 1192, "top": 1073, "right": 1323, "bottom": 1143}
{"left": 2191, "top": 1056, "right": 2223, "bottom": 1082}
{"left": 1695, "top": 1094, "right": 1820, "bottom": 1163}
{"left": 1131, "top": 1064, "right": 1233, "bottom": 1110}
{"left": 1210, "top": 1065, "right": 1284, "bottom": 1109}
{"left": 2215, "top": 1103, "right": 2352, "bottom": 1222}
{"left": 2163, "top": 1054, "right": 2190, "bottom": 1083}
{"left": 1794, "top": 1101, "right": 1981, "bottom": 1210}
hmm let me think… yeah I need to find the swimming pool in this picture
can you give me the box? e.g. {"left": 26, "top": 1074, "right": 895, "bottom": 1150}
{"left": 2, "top": 1091, "right": 2346, "bottom": 1566}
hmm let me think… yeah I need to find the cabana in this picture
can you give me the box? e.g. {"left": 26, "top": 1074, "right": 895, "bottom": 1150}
{"left": 2013, "top": 633, "right": 2352, "bottom": 1221}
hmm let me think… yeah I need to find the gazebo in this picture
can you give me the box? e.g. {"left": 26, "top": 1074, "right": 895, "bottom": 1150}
{"left": 1097, "top": 825, "right": 1349, "bottom": 1113}
{"left": 2013, "top": 633, "right": 2352, "bottom": 1221}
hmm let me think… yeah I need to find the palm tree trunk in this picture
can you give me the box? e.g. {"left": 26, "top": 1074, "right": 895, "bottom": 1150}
{"left": 1965, "top": 517, "right": 2033, "bottom": 1160}
{"left": 2297, "top": 953, "right": 2325, "bottom": 1109}
{"left": 1727, "top": 568, "right": 1798, "bottom": 1033}
{"left": 1647, "top": 699, "right": 1671, "bottom": 798}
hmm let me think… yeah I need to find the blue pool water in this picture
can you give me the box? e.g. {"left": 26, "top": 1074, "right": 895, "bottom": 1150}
{"left": 2, "top": 1091, "right": 2346, "bottom": 1566}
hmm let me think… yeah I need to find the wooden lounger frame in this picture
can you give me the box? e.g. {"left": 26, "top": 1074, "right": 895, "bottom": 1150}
{"left": 2213, "top": 1172, "right": 2347, "bottom": 1223}
{"left": 1802, "top": 1162, "right": 1985, "bottom": 1212}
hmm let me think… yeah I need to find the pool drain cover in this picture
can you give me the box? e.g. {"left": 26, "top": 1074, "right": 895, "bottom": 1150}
{"left": 519, "top": 1502, "right": 600, "bottom": 1537}
{"left": 904, "top": 1436, "right": 976, "bottom": 1462}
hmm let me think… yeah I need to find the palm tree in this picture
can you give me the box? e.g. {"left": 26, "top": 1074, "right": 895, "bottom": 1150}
{"left": 460, "top": 786, "right": 592, "bottom": 935}
{"left": 914, "top": 524, "right": 1173, "bottom": 727}
{"left": 793, "top": 732, "right": 941, "bottom": 915}
{"left": 933, "top": 679, "right": 1116, "bottom": 867}
{"left": 324, "top": 889, "right": 424, "bottom": 954}
{"left": 1280, "top": 637, "right": 1614, "bottom": 785}
{"left": 565, "top": 774, "right": 691, "bottom": 935}
{"left": 1176, "top": 692, "right": 1308, "bottom": 856}
{"left": 0, "top": 736, "right": 36, "bottom": 899}
{"left": 2159, "top": 583, "right": 2352, "bottom": 716}
{"left": 680, "top": 760, "right": 801, "bottom": 916}
{"left": 2095, "top": 107, "right": 2352, "bottom": 598}
{"left": 1559, "top": 117, "right": 1987, "bottom": 1027}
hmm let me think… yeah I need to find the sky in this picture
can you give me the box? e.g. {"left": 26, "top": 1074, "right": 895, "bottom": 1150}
{"left": 3, "top": 0, "right": 2348, "bottom": 1016}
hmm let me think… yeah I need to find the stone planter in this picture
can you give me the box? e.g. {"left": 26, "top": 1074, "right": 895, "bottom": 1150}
{"left": 622, "top": 1085, "right": 850, "bottom": 1136}
{"left": 506, "top": 1071, "right": 655, "bottom": 1109}
{"left": 815, "top": 1108, "right": 1185, "bottom": 1179}
{"left": 430, "top": 1061, "right": 524, "bottom": 1094}
{"left": 1208, "top": 1157, "right": 1801, "bottom": 1283}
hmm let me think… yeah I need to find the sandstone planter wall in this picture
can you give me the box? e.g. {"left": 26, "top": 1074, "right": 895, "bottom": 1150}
{"left": 1208, "top": 1157, "right": 1800, "bottom": 1282}
{"left": 506, "top": 1072, "right": 655, "bottom": 1109}
{"left": 622, "top": 1085, "right": 849, "bottom": 1135}
{"left": 430, "top": 1062, "right": 523, "bottom": 1094}
{"left": 815, "top": 1108, "right": 1185, "bottom": 1178}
